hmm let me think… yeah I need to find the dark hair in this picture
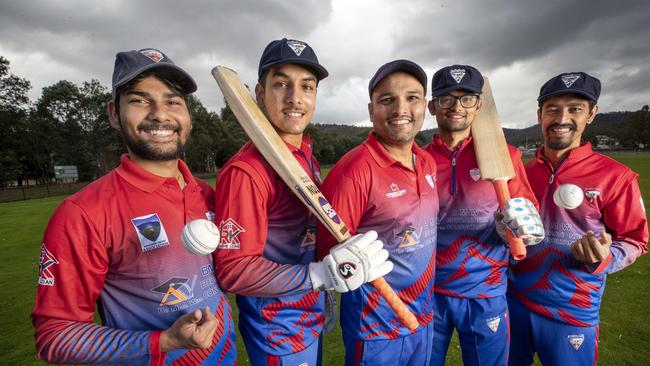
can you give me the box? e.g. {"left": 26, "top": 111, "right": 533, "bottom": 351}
{"left": 538, "top": 93, "right": 596, "bottom": 111}
{"left": 114, "top": 69, "right": 189, "bottom": 115}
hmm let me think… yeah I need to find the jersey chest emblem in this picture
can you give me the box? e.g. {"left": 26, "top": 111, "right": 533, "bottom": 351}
{"left": 152, "top": 276, "right": 196, "bottom": 308}
{"left": 425, "top": 173, "right": 436, "bottom": 189}
{"left": 470, "top": 168, "right": 481, "bottom": 182}
{"left": 218, "top": 218, "right": 245, "bottom": 249}
{"left": 38, "top": 244, "right": 59, "bottom": 286}
{"left": 131, "top": 213, "right": 170, "bottom": 252}
{"left": 567, "top": 334, "right": 585, "bottom": 350}
{"left": 584, "top": 188, "right": 601, "bottom": 202}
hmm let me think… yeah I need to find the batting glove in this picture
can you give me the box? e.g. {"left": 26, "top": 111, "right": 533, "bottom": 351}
{"left": 309, "top": 230, "right": 393, "bottom": 293}
{"left": 496, "top": 198, "right": 545, "bottom": 246}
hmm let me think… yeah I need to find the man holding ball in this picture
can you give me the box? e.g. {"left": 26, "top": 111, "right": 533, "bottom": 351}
{"left": 508, "top": 72, "right": 649, "bottom": 365}
{"left": 31, "top": 48, "right": 237, "bottom": 365}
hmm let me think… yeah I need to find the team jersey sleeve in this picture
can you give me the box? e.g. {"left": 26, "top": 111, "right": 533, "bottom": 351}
{"left": 590, "top": 172, "right": 649, "bottom": 274}
{"left": 213, "top": 165, "right": 313, "bottom": 296}
{"left": 507, "top": 147, "right": 540, "bottom": 208}
{"left": 316, "top": 165, "right": 368, "bottom": 260}
{"left": 31, "top": 200, "right": 165, "bottom": 365}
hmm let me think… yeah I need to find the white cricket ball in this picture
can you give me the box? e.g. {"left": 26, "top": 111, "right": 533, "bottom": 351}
{"left": 553, "top": 184, "right": 584, "bottom": 209}
{"left": 181, "top": 219, "right": 220, "bottom": 255}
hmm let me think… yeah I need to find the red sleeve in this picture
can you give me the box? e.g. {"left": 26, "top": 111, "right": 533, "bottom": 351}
{"left": 317, "top": 161, "right": 369, "bottom": 260}
{"left": 31, "top": 200, "right": 159, "bottom": 364}
{"left": 507, "top": 147, "right": 540, "bottom": 209}
{"left": 213, "top": 164, "right": 312, "bottom": 296}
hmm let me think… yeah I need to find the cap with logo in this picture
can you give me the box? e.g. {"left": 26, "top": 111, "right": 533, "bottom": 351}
{"left": 537, "top": 72, "right": 601, "bottom": 103}
{"left": 258, "top": 38, "right": 329, "bottom": 82}
{"left": 111, "top": 48, "right": 197, "bottom": 97}
{"left": 431, "top": 64, "right": 484, "bottom": 97}
{"left": 368, "top": 59, "right": 428, "bottom": 98}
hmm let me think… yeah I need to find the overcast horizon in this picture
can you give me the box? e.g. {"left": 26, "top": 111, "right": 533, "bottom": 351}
{"left": 1, "top": 0, "right": 649, "bottom": 131}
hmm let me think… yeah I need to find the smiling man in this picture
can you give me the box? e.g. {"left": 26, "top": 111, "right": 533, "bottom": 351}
{"left": 213, "top": 38, "right": 391, "bottom": 366}
{"left": 424, "top": 64, "right": 543, "bottom": 366}
{"left": 507, "top": 72, "right": 649, "bottom": 365}
{"left": 31, "top": 48, "right": 237, "bottom": 365}
{"left": 317, "top": 60, "right": 439, "bottom": 366}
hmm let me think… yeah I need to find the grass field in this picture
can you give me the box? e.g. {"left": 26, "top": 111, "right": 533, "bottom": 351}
{"left": 1, "top": 152, "right": 648, "bottom": 365}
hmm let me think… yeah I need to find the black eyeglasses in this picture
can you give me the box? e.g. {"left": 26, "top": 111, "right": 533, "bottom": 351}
{"left": 434, "top": 94, "right": 480, "bottom": 109}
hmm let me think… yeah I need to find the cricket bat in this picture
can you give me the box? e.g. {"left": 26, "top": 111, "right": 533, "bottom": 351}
{"left": 471, "top": 77, "right": 527, "bottom": 260}
{"left": 212, "top": 66, "right": 419, "bottom": 331}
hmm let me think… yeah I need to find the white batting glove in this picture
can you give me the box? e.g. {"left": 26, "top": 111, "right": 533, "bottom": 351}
{"left": 309, "top": 230, "right": 393, "bottom": 293}
{"left": 496, "top": 198, "right": 545, "bottom": 246}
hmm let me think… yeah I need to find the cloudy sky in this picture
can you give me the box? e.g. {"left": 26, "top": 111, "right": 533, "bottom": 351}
{"left": 1, "top": 0, "right": 649, "bottom": 130}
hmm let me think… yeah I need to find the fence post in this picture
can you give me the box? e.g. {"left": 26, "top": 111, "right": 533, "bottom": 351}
{"left": 22, "top": 187, "right": 26, "bottom": 201}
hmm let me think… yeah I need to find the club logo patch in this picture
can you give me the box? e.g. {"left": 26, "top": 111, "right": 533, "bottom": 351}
{"left": 561, "top": 73, "right": 581, "bottom": 88}
{"left": 450, "top": 68, "right": 466, "bottom": 84}
{"left": 131, "top": 213, "right": 170, "bottom": 252}
{"left": 386, "top": 182, "right": 406, "bottom": 198}
{"left": 338, "top": 262, "right": 357, "bottom": 279}
{"left": 470, "top": 168, "right": 481, "bottom": 182}
{"left": 584, "top": 189, "right": 601, "bottom": 202}
{"left": 152, "top": 276, "right": 195, "bottom": 306}
{"left": 205, "top": 210, "right": 216, "bottom": 221}
{"left": 287, "top": 40, "right": 307, "bottom": 56}
{"left": 38, "top": 244, "right": 58, "bottom": 286}
{"left": 300, "top": 225, "right": 317, "bottom": 248}
{"left": 426, "top": 174, "right": 436, "bottom": 189}
{"left": 140, "top": 49, "right": 164, "bottom": 62}
{"left": 486, "top": 316, "right": 500, "bottom": 333}
{"left": 568, "top": 334, "right": 585, "bottom": 350}
{"left": 319, "top": 197, "right": 342, "bottom": 224}
{"left": 218, "top": 218, "right": 245, "bottom": 249}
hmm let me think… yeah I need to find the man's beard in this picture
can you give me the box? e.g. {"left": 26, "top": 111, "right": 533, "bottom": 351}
{"left": 121, "top": 119, "right": 186, "bottom": 161}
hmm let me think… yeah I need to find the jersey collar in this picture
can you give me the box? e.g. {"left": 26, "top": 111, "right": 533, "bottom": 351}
{"left": 364, "top": 131, "right": 427, "bottom": 169}
{"left": 116, "top": 154, "right": 198, "bottom": 193}
{"left": 535, "top": 142, "right": 593, "bottom": 165}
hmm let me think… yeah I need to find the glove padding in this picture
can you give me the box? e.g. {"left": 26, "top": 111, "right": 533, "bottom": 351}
{"left": 309, "top": 230, "right": 393, "bottom": 293}
{"left": 496, "top": 198, "right": 545, "bottom": 246}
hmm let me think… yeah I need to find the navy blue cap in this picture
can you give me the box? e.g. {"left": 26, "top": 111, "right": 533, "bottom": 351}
{"left": 258, "top": 38, "right": 328, "bottom": 82}
{"left": 538, "top": 72, "right": 601, "bottom": 103}
{"left": 368, "top": 59, "right": 427, "bottom": 98}
{"left": 111, "top": 48, "right": 197, "bottom": 97}
{"left": 431, "top": 64, "right": 483, "bottom": 97}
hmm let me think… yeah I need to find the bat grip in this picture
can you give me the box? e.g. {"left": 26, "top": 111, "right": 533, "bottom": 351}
{"left": 493, "top": 179, "right": 527, "bottom": 260}
{"left": 371, "top": 278, "right": 419, "bottom": 331}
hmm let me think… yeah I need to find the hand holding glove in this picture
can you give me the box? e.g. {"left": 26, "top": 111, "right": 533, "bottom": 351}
{"left": 309, "top": 230, "right": 393, "bottom": 293}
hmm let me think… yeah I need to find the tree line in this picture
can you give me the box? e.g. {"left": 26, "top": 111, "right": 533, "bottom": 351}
{"left": 1, "top": 55, "right": 648, "bottom": 187}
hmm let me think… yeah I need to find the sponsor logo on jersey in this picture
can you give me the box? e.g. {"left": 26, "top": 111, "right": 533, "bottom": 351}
{"left": 426, "top": 173, "right": 436, "bottom": 189}
{"left": 561, "top": 73, "right": 581, "bottom": 88}
{"left": 152, "top": 276, "right": 196, "bottom": 306}
{"left": 300, "top": 225, "right": 317, "bottom": 248}
{"left": 386, "top": 182, "right": 407, "bottom": 198}
{"left": 218, "top": 218, "right": 245, "bottom": 249}
{"left": 470, "top": 168, "right": 481, "bottom": 182}
{"left": 131, "top": 213, "right": 170, "bottom": 252}
{"left": 486, "top": 315, "right": 501, "bottom": 332}
{"left": 287, "top": 40, "right": 307, "bottom": 56}
{"left": 140, "top": 49, "right": 164, "bottom": 62}
{"left": 567, "top": 334, "right": 585, "bottom": 350}
{"left": 319, "top": 197, "right": 342, "bottom": 224}
{"left": 205, "top": 210, "right": 216, "bottom": 221}
{"left": 450, "top": 68, "right": 466, "bottom": 83}
{"left": 584, "top": 188, "right": 601, "bottom": 202}
{"left": 397, "top": 226, "right": 420, "bottom": 248}
{"left": 38, "top": 244, "right": 58, "bottom": 286}
{"left": 338, "top": 262, "right": 357, "bottom": 279}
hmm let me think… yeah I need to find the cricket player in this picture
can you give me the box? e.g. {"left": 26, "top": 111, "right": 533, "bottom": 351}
{"left": 213, "top": 38, "right": 392, "bottom": 366}
{"left": 31, "top": 48, "right": 237, "bottom": 365}
{"left": 508, "top": 72, "right": 649, "bottom": 365}
{"left": 424, "top": 64, "right": 544, "bottom": 366}
{"left": 316, "top": 60, "right": 438, "bottom": 365}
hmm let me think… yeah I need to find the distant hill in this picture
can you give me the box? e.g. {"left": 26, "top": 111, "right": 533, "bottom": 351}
{"left": 314, "top": 111, "right": 633, "bottom": 148}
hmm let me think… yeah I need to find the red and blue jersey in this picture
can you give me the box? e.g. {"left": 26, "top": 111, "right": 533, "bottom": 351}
{"left": 214, "top": 137, "right": 325, "bottom": 355}
{"left": 509, "top": 143, "right": 648, "bottom": 326}
{"left": 317, "top": 132, "right": 439, "bottom": 340}
{"left": 31, "top": 155, "right": 236, "bottom": 365}
{"left": 424, "top": 136, "right": 537, "bottom": 298}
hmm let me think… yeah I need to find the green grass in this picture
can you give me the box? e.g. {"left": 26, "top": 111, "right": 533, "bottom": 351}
{"left": 2, "top": 152, "right": 649, "bottom": 365}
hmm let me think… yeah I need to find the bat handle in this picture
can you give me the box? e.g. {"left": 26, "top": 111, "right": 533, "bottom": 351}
{"left": 493, "top": 179, "right": 527, "bottom": 260}
{"left": 371, "top": 277, "right": 419, "bottom": 331}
